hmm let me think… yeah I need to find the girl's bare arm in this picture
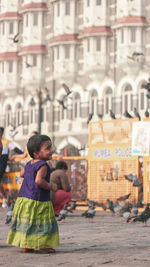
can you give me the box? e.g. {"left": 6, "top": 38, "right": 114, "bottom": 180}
{"left": 35, "top": 165, "right": 57, "bottom": 191}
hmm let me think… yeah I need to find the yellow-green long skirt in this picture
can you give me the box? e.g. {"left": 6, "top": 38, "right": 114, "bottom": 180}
{"left": 7, "top": 197, "right": 59, "bottom": 249}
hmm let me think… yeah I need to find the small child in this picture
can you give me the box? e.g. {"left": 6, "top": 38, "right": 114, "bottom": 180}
{"left": 7, "top": 134, "right": 59, "bottom": 253}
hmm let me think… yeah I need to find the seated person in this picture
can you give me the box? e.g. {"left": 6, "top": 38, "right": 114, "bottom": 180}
{"left": 50, "top": 160, "right": 72, "bottom": 216}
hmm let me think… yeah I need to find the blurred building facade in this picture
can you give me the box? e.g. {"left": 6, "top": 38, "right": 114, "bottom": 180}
{"left": 0, "top": 0, "right": 149, "bottom": 155}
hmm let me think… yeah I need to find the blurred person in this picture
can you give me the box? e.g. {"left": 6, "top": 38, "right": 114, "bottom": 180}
{"left": 0, "top": 127, "right": 23, "bottom": 208}
{"left": 50, "top": 160, "right": 72, "bottom": 216}
{"left": 10, "top": 131, "right": 39, "bottom": 162}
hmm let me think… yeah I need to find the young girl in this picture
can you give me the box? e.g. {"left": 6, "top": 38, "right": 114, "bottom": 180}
{"left": 7, "top": 134, "right": 59, "bottom": 253}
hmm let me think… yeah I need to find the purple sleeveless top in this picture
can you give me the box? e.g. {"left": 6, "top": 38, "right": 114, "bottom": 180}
{"left": 19, "top": 160, "right": 52, "bottom": 201}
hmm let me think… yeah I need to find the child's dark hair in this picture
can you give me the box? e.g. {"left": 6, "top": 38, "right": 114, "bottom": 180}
{"left": 27, "top": 134, "right": 51, "bottom": 158}
{"left": 56, "top": 161, "right": 68, "bottom": 170}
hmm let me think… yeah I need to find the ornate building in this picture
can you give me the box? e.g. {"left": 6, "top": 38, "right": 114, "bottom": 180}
{"left": 0, "top": 0, "right": 149, "bottom": 155}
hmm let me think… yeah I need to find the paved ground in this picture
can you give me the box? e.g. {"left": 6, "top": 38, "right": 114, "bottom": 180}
{"left": 1, "top": 207, "right": 150, "bottom": 267}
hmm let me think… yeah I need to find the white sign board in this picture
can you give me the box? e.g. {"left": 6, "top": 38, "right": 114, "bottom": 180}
{"left": 132, "top": 121, "right": 150, "bottom": 156}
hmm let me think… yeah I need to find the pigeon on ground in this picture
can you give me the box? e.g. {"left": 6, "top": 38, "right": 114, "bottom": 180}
{"left": 82, "top": 205, "right": 96, "bottom": 222}
{"left": 68, "top": 200, "right": 77, "bottom": 212}
{"left": 57, "top": 204, "right": 70, "bottom": 222}
{"left": 106, "top": 199, "right": 115, "bottom": 214}
{"left": 127, "top": 203, "right": 150, "bottom": 225}
{"left": 131, "top": 202, "right": 138, "bottom": 216}
{"left": 5, "top": 201, "right": 15, "bottom": 224}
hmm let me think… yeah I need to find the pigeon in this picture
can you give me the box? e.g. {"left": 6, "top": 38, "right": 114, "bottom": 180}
{"left": 98, "top": 113, "right": 103, "bottom": 120}
{"left": 56, "top": 98, "right": 67, "bottom": 109}
{"left": 119, "top": 201, "right": 131, "bottom": 217}
{"left": 106, "top": 199, "right": 115, "bottom": 214}
{"left": 109, "top": 109, "right": 116, "bottom": 119}
{"left": 132, "top": 52, "right": 143, "bottom": 57}
{"left": 25, "top": 61, "right": 33, "bottom": 68}
{"left": 117, "top": 193, "right": 131, "bottom": 202}
{"left": 87, "top": 113, "right": 93, "bottom": 124}
{"left": 113, "top": 201, "right": 122, "bottom": 214}
{"left": 144, "top": 109, "right": 149, "bottom": 118}
{"left": 124, "top": 174, "right": 142, "bottom": 187}
{"left": 5, "top": 201, "right": 15, "bottom": 224}
{"left": 82, "top": 205, "right": 96, "bottom": 221}
{"left": 8, "top": 32, "right": 19, "bottom": 43}
{"left": 133, "top": 107, "right": 141, "bottom": 120}
{"left": 68, "top": 200, "right": 77, "bottom": 212}
{"left": 57, "top": 204, "right": 69, "bottom": 222}
{"left": 62, "top": 83, "right": 72, "bottom": 96}
{"left": 131, "top": 202, "right": 138, "bottom": 216}
{"left": 124, "top": 174, "right": 133, "bottom": 182}
{"left": 127, "top": 203, "right": 150, "bottom": 225}
{"left": 123, "top": 110, "right": 133, "bottom": 118}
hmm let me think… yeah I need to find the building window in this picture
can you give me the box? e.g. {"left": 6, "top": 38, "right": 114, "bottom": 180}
{"left": 33, "top": 13, "right": 38, "bottom": 26}
{"left": 5, "top": 105, "right": 12, "bottom": 127}
{"left": 56, "top": 46, "right": 59, "bottom": 59}
{"left": 8, "top": 61, "right": 13, "bottom": 73}
{"left": 29, "top": 106, "right": 35, "bottom": 124}
{"left": 73, "top": 93, "right": 80, "bottom": 119}
{"left": 139, "top": 83, "right": 147, "bottom": 110}
{"left": 57, "top": 3, "right": 60, "bottom": 16}
{"left": 87, "top": 38, "right": 90, "bottom": 52}
{"left": 123, "top": 84, "right": 133, "bottom": 112}
{"left": 130, "top": 28, "right": 136, "bottom": 43}
{"left": 104, "top": 87, "right": 112, "bottom": 114}
{"left": 1, "top": 62, "right": 4, "bottom": 73}
{"left": 65, "top": 1, "right": 70, "bottom": 15}
{"left": 89, "top": 90, "right": 98, "bottom": 115}
{"left": 26, "top": 14, "right": 28, "bottom": 27}
{"left": 87, "top": 0, "right": 90, "bottom": 6}
{"left": 33, "top": 55, "right": 37, "bottom": 66}
{"left": 96, "top": 36, "right": 101, "bottom": 51}
{"left": 9, "top": 22, "right": 14, "bottom": 34}
{"left": 16, "top": 103, "right": 22, "bottom": 126}
{"left": 121, "top": 29, "right": 124, "bottom": 43}
{"left": 96, "top": 0, "right": 101, "bottom": 5}
{"left": 2, "top": 22, "right": 5, "bottom": 35}
{"left": 65, "top": 45, "right": 70, "bottom": 59}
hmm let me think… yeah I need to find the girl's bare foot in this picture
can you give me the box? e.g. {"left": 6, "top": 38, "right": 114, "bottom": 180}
{"left": 22, "top": 248, "right": 34, "bottom": 253}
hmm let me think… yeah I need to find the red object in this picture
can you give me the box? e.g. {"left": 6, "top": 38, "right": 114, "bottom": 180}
{"left": 53, "top": 190, "right": 72, "bottom": 216}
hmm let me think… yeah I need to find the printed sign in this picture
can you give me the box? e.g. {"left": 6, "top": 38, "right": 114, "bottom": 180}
{"left": 132, "top": 121, "right": 150, "bottom": 156}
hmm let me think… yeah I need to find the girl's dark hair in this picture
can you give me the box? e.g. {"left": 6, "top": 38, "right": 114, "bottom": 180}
{"left": 56, "top": 160, "right": 68, "bottom": 170}
{"left": 27, "top": 134, "right": 51, "bottom": 158}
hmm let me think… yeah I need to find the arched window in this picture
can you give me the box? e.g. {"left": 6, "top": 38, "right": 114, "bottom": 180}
{"left": 139, "top": 82, "right": 148, "bottom": 110}
{"left": 15, "top": 103, "right": 22, "bottom": 126}
{"left": 73, "top": 93, "right": 80, "bottom": 119}
{"left": 29, "top": 101, "right": 36, "bottom": 124}
{"left": 5, "top": 105, "right": 12, "bottom": 126}
{"left": 122, "top": 84, "right": 133, "bottom": 112}
{"left": 89, "top": 90, "right": 98, "bottom": 115}
{"left": 104, "top": 87, "right": 113, "bottom": 114}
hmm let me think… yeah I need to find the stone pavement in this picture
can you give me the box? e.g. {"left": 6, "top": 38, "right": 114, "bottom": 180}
{"left": 1, "top": 207, "right": 150, "bottom": 267}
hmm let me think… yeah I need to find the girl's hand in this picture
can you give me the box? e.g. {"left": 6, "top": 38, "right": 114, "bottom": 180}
{"left": 50, "top": 182, "right": 58, "bottom": 192}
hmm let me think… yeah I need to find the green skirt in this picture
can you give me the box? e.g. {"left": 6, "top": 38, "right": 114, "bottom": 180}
{"left": 7, "top": 197, "right": 59, "bottom": 249}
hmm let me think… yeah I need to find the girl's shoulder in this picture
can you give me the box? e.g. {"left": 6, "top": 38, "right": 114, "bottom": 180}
{"left": 26, "top": 160, "right": 48, "bottom": 169}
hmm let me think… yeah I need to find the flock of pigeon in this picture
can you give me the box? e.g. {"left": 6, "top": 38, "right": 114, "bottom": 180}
{"left": 54, "top": 193, "right": 150, "bottom": 226}
{"left": 4, "top": 193, "right": 150, "bottom": 226}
